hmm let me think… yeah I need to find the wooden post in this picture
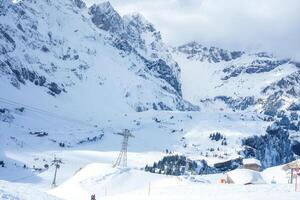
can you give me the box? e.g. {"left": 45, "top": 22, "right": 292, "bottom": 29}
{"left": 296, "top": 175, "right": 297, "bottom": 192}
{"left": 291, "top": 168, "right": 294, "bottom": 184}
{"left": 295, "top": 168, "right": 299, "bottom": 192}
{"left": 148, "top": 182, "right": 151, "bottom": 196}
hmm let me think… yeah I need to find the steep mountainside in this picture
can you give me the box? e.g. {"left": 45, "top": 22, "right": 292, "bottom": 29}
{"left": 174, "top": 41, "right": 300, "bottom": 118}
{"left": 0, "top": 0, "right": 196, "bottom": 119}
{"left": 0, "top": 1, "right": 299, "bottom": 198}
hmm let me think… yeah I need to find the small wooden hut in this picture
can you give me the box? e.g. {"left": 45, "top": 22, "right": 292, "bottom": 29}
{"left": 242, "top": 158, "right": 262, "bottom": 172}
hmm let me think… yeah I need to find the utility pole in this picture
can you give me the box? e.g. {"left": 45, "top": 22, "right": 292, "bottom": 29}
{"left": 113, "top": 129, "right": 134, "bottom": 168}
{"left": 51, "top": 156, "right": 63, "bottom": 187}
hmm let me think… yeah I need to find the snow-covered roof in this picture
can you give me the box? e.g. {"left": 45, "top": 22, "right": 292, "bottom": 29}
{"left": 243, "top": 158, "right": 262, "bottom": 166}
{"left": 227, "top": 169, "right": 265, "bottom": 184}
{"left": 284, "top": 159, "right": 300, "bottom": 169}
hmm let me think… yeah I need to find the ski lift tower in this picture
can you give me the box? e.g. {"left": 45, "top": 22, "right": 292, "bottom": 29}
{"left": 51, "top": 156, "right": 63, "bottom": 187}
{"left": 113, "top": 129, "right": 134, "bottom": 168}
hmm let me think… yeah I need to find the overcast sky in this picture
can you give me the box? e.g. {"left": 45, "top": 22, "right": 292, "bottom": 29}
{"left": 85, "top": 0, "right": 300, "bottom": 60}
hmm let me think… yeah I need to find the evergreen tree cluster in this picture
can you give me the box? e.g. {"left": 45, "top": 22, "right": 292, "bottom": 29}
{"left": 242, "top": 124, "right": 294, "bottom": 168}
{"left": 209, "top": 132, "right": 227, "bottom": 145}
{"left": 145, "top": 155, "right": 197, "bottom": 176}
{"left": 144, "top": 155, "right": 218, "bottom": 176}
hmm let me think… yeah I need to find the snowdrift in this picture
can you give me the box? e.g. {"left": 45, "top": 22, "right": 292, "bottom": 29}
{"left": 0, "top": 180, "right": 59, "bottom": 200}
{"left": 226, "top": 169, "right": 266, "bottom": 185}
{"left": 49, "top": 163, "right": 186, "bottom": 200}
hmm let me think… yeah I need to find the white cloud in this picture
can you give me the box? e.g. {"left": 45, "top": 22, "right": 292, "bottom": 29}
{"left": 85, "top": 0, "right": 300, "bottom": 59}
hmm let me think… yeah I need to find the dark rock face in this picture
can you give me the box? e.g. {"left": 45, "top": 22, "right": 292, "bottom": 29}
{"left": 277, "top": 116, "right": 299, "bottom": 131}
{"left": 0, "top": 108, "right": 14, "bottom": 123}
{"left": 289, "top": 103, "right": 300, "bottom": 111}
{"left": 47, "top": 82, "right": 63, "bottom": 95}
{"left": 0, "top": 25, "right": 16, "bottom": 54}
{"left": 222, "top": 59, "right": 290, "bottom": 80}
{"left": 2, "top": 58, "right": 65, "bottom": 96}
{"left": 0, "top": 1, "right": 69, "bottom": 96}
{"left": 29, "top": 131, "right": 48, "bottom": 137}
{"left": 89, "top": 2, "right": 124, "bottom": 33}
{"left": 214, "top": 96, "right": 256, "bottom": 111}
{"left": 177, "top": 41, "right": 244, "bottom": 63}
{"left": 0, "top": 0, "right": 10, "bottom": 16}
{"left": 146, "top": 59, "right": 181, "bottom": 96}
{"left": 291, "top": 61, "right": 300, "bottom": 68}
{"left": 134, "top": 98, "right": 199, "bottom": 112}
{"left": 123, "top": 14, "right": 155, "bottom": 49}
{"left": 263, "top": 91, "right": 284, "bottom": 116}
{"left": 89, "top": 2, "right": 183, "bottom": 96}
{"left": 261, "top": 71, "right": 300, "bottom": 116}
{"left": 152, "top": 102, "right": 172, "bottom": 111}
{"left": 242, "top": 125, "right": 294, "bottom": 168}
{"left": 73, "top": 0, "right": 86, "bottom": 8}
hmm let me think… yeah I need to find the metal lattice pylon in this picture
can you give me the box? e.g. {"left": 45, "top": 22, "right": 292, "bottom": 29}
{"left": 113, "top": 129, "right": 134, "bottom": 168}
{"left": 51, "top": 156, "right": 63, "bottom": 187}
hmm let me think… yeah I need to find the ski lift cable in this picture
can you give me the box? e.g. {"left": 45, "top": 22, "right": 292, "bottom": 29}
{"left": 0, "top": 98, "right": 93, "bottom": 127}
{"left": 10, "top": 171, "right": 44, "bottom": 182}
{"left": 0, "top": 97, "right": 97, "bottom": 128}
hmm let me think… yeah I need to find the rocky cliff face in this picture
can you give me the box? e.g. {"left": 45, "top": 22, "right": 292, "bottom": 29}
{"left": 0, "top": 0, "right": 197, "bottom": 112}
{"left": 89, "top": 2, "right": 182, "bottom": 95}
{"left": 176, "top": 41, "right": 244, "bottom": 63}
{"left": 174, "top": 41, "right": 300, "bottom": 116}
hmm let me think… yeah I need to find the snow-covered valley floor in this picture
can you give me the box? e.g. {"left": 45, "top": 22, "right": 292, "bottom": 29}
{"left": 47, "top": 161, "right": 300, "bottom": 200}
{"left": 0, "top": 109, "right": 298, "bottom": 199}
{"left": 2, "top": 149, "right": 299, "bottom": 200}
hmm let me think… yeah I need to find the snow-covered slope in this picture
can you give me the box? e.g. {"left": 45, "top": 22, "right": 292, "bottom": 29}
{"left": 174, "top": 41, "right": 300, "bottom": 116}
{"left": 0, "top": 0, "right": 300, "bottom": 199}
{"left": 0, "top": 180, "right": 60, "bottom": 200}
{"left": 47, "top": 162, "right": 299, "bottom": 200}
{"left": 0, "top": 0, "right": 196, "bottom": 118}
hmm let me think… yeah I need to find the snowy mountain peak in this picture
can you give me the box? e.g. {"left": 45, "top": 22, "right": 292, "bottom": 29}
{"left": 176, "top": 41, "right": 244, "bottom": 63}
{"left": 123, "top": 13, "right": 155, "bottom": 33}
{"left": 72, "top": 0, "right": 86, "bottom": 9}
{"left": 0, "top": 0, "right": 197, "bottom": 114}
{"left": 91, "top": 1, "right": 114, "bottom": 12}
{"left": 87, "top": 2, "right": 184, "bottom": 97}
{"left": 89, "top": 1, "right": 124, "bottom": 33}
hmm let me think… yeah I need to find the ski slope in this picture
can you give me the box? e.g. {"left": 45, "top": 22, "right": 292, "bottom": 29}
{"left": 0, "top": 180, "right": 59, "bottom": 200}
{"left": 47, "top": 162, "right": 299, "bottom": 200}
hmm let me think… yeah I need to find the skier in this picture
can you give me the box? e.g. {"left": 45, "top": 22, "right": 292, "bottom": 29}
{"left": 91, "top": 194, "right": 96, "bottom": 200}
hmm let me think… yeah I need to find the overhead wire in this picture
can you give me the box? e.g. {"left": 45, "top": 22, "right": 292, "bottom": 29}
{"left": 0, "top": 97, "right": 107, "bottom": 184}
{"left": 0, "top": 96, "right": 97, "bottom": 128}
